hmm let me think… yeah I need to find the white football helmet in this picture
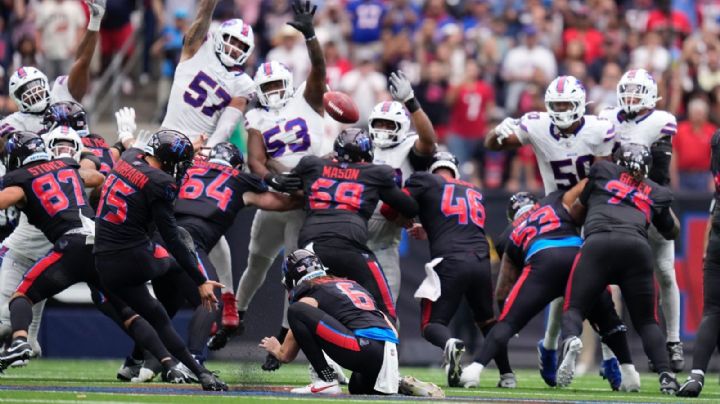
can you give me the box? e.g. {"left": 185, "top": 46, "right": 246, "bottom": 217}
{"left": 213, "top": 19, "right": 255, "bottom": 67}
{"left": 368, "top": 101, "right": 411, "bottom": 149}
{"left": 544, "top": 76, "right": 586, "bottom": 129}
{"left": 254, "top": 61, "right": 294, "bottom": 109}
{"left": 617, "top": 68, "right": 659, "bottom": 115}
{"left": 9, "top": 67, "right": 50, "bottom": 113}
{"left": 45, "top": 125, "right": 83, "bottom": 162}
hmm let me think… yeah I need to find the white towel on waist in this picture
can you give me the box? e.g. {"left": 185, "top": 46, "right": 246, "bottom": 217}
{"left": 414, "top": 257, "right": 443, "bottom": 302}
{"left": 374, "top": 341, "right": 399, "bottom": 394}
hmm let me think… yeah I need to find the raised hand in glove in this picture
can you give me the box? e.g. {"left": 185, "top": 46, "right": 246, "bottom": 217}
{"left": 265, "top": 173, "right": 302, "bottom": 193}
{"left": 389, "top": 70, "right": 415, "bottom": 102}
{"left": 287, "top": 0, "right": 317, "bottom": 39}
{"left": 85, "top": 0, "right": 106, "bottom": 31}
{"left": 115, "top": 107, "right": 136, "bottom": 143}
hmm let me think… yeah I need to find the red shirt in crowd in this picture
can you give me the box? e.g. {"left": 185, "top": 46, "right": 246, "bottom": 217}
{"left": 326, "top": 59, "right": 353, "bottom": 90}
{"left": 674, "top": 121, "right": 718, "bottom": 171}
{"left": 562, "top": 28, "right": 605, "bottom": 64}
{"left": 646, "top": 10, "right": 692, "bottom": 35}
{"left": 449, "top": 81, "right": 494, "bottom": 138}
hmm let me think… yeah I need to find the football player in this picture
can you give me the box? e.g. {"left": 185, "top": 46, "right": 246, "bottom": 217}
{"left": 160, "top": 0, "right": 256, "bottom": 332}
{"left": 224, "top": 0, "right": 327, "bottom": 365}
{"left": 260, "top": 250, "right": 399, "bottom": 395}
{"left": 677, "top": 129, "right": 720, "bottom": 397}
{"left": 463, "top": 189, "right": 639, "bottom": 391}
{"left": 484, "top": 75, "right": 617, "bottom": 385}
{"left": 395, "top": 152, "right": 514, "bottom": 388}
{"left": 367, "top": 70, "right": 437, "bottom": 304}
{"left": 94, "top": 130, "right": 227, "bottom": 391}
{"left": 558, "top": 144, "right": 679, "bottom": 394}
{"left": 598, "top": 68, "right": 683, "bottom": 371}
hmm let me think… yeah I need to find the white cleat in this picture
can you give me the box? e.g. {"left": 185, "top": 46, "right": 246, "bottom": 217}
{"left": 557, "top": 337, "right": 583, "bottom": 388}
{"left": 619, "top": 364, "right": 641, "bottom": 392}
{"left": 399, "top": 375, "right": 445, "bottom": 397}
{"left": 324, "top": 355, "right": 349, "bottom": 385}
{"left": 458, "top": 362, "right": 483, "bottom": 388}
{"left": 130, "top": 366, "right": 158, "bottom": 383}
{"left": 290, "top": 379, "right": 342, "bottom": 395}
{"left": 443, "top": 338, "right": 465, "bottom": 387}
{"left": 497, "top": 372, "right": 517, "bottom": 388}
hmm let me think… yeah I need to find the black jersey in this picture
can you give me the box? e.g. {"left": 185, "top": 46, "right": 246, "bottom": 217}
{"left": 291, "top": 277, "right": 392, "bottom": 331}
{"left": 175, "top": 158, "right": 268, "bottom": 250}
{"left": 294, "top": 155, "right": 418, "bottom": 247}
{"left": 82, "top": 134, "right": 114, "bottom": 175}
{"left": 3, "top": 158, "right": 93, "bottom": 243}
{"left": 404, "top": 172, "right": 488, "bottom": 258}
{"left": 504, "top": 190, "right": 581, "bottom": 266}
{"left": 581, "top": 160, "right": 673, "bottom": 239}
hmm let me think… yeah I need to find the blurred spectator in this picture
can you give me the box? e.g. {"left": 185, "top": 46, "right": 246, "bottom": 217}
{"left": 324, "top": 40, "right": 352, "bottom": 90}
{"left": 501, "top": 25, "right": 556, "bottom": 115}
{"left": 697, "top": 44, "right": 720, "bottom": 93}
{"left": 255, "top": 0, "right": 292, "bottom": 55}
{"left": 588, "top": 62, "right": 621, "bottom": 113}
{"left": 141, "top": 0, "right": 163, "bottom": 85}
{"left": 383, "top": 0, "right": 419, "bottom": 35}
{"left": 315, "top": 0, "right": 351, "bottom": 57}
{"left": 100, "top": 0, "right": 136, "bottom": 70}
{"left": 671, "top": 97, "right": 717, "bottom": 191}
{"left": 630, "top": 31, "right": 671, "bottom": 75}
{"left": 645, "top": 0, "right": 691, "bottom": 37}
{"left": 346, "top": 0, "right": 386, "bottom": 60}
{"left": 415, "top": 60, "right": 449, "bottom": 133}
{"left": 266, "top": 25, "right": 310, "bottom": 84}
{"left": 11, "top": 34, "right": 40, "bottom": 74}
{"left": 339, "top": 58, "right": 388, "bottom": 126}
{"left": 562, "top": 7, "right": 604, "bottom": 65}
{"left": 588, "top": 35, "right": 628, "bottom": 84}
{"left": 35, "top": 0, "right": 86, "bottom": 81}
{"left": 151, "top": 8, "right": 188, "bottom": 122}
{"left": 446, "top": 59, "right": 494, "bottom": 169}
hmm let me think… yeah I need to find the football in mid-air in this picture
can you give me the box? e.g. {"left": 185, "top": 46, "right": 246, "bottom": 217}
{"left": 323, "top": 91, "right": 359, "bottom": 124}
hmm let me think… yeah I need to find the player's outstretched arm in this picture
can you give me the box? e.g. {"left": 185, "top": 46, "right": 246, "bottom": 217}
{"left": 260, "top": 329, "right": 300, "bottom": 363}
{"left": 243, "top": 191, "right": 303, "bottom": 211}
{"left": 247, "top": 128, "right": 270, "bottom": 177}
{"left": 389, "top": 70, "right": 436, "bottom": 155}
{"left": 484, "top": 118, "right": 522, "bottom": 151}
{"left": 208, "top": 103, "right": 245, "bottom": 147}
{"left": 0, "top": 186, "right": 25, "bottom": 209}
{"left": 654, "top": 207, "right": 680, "bottom": 241}
{"left": 67, "top": 0, "right": 105, "bottom": 100}
{"left": 78, "top": 167, "right": 105, "bottom": 189}
{"left": 181, "top": 0, "right": 220, "bottom": 61}
{"left": 379, "top": 185, "right": 419, "bottom": 219}
{"left": 495, "top": 254, "right": 520, "bottom": 313}
{"left": 290, "top": 0, "right": 326, "bottom": 114}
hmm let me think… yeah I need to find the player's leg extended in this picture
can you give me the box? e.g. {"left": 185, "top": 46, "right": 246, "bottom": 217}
{"left": 649, "top": 226, "right": 683, "bottom": 371}
{"left": 370, "top": 243, "right": 401, "bottom": 305}
{"left": 678, "top": 237, "right": 720, "bottom": 397}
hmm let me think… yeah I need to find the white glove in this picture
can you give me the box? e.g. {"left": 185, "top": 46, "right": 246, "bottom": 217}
{"left": 389, "top": 70, "right": 415, "bottom": 102}
{"left": 86, "top": 0, "right": 106, "bottom": 31}
{"left": 115, "top": 107, "right": 136, "bottom": 144}
{"left": 495, "top": 117, "right": 519, "bottom": 145}
{"left": 133, "top": 130, "right": 153, "bottom": 152}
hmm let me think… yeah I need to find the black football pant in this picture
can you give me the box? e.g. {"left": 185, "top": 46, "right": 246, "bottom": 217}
{"left": 287, "top": 301, "right": 386, "bottom": 395}
{"left": 312, "top": 239, "right": 397, "bottom": 321}
{"left": 561, "top": 232, "right": 669, "bottom": 373}
{"left": 419, "top": 252, "right": 512, "bottom": 374}
{"left": 690, "top": 227, "right": 720, "bottom": 372}
{"left": 477, "top": 247, "right": 631, "bottom": 367}
{"left": 97, "top": 242, "right": 209, "bottom": 377}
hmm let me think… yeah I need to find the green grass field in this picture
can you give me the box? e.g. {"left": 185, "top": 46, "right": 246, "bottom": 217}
{"left": 0, "top": 360, "right": 717, "bottom": 403}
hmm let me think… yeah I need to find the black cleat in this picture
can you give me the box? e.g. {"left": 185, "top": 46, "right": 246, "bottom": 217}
{"left": 659, "top": 371, "right": 679, "bottom": 395}
{"left": 667, "top": 342, "right": 685, "bottom": 372}
{"left": 199, "top": 372, "right": 228, "bottom": 391}
{"left": 677, "top": 373, "right": 703, "bottom": 397}
{"left": 207, "top": 323, "right": 244, "bottom": 351}
{"left": 0, "top": 339, "right": 32, "bottom": 370}
{"left": 162, "top": 365, "right": 194, "bottom": 384}
{"left": 262, "top": 353, "right": 281, "bottom": 372}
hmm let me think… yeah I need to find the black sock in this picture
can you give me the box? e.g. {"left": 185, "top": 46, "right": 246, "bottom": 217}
{"left": 277, "top": 326, "right": 289, "bottom": 343}
{"left": 187, "top": 306, "right": 216, "bottom": 356}
{"left": 481, "top": 321, "right": 513, "bottom": 374}
{"left": 9, "top": 297, "right": 33, "bottom": 334}
{"left": 131, "top": 344, "right": 144, "bottom": 361}
{"left": 238, "top": 310, "right": 245, "bottom": 321}
{"left": 421, "top": 323, "right": 452, "bottom": 348}
{"left": 127, "top": 317, "right": 172, "bottom": 363}
{"left": 474, "top": 321, "right": 513, "bottom": 367}
{"left": 695, "top": 313, "right": 720, "bottom": 372}
{"left": 601, "top": 327, "right": 633, "bottom": 364}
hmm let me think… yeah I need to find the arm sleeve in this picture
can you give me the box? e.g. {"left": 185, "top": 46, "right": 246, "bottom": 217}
{"left": 379, "top": 185, "right": 419, "bottom": 218}
{"left": 652, "top": 206, "right": 676, "bottom": 237}
{"left": 150, "top": 182, "right": 206, "bottom": 286}
{"left": 649, "top": 135, "right": 672, "bottom": 186}
{"left": 207, "top": 107, "right": 243, "bottom": 148}
{"left": 407, "top": 144, "right": 435, "bottom": 171}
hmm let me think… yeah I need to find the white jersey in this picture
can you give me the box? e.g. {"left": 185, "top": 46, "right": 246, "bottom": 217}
{"left": 161, "top": 37, "right": 254, "bottom": 140}
{"left": 368, "top": 134, "right": 419, "bottom": 247}
{"left": 518, "top": 112, "right": 615, "bottom": 194}
{"left": 245, "top": 84, "right": 325, "bottom": 170}
{"left": 598, "top": 107, "right": 677, "bottom": 148}
{"left": 0, "top": 76, "right": 74, "bottom": 259}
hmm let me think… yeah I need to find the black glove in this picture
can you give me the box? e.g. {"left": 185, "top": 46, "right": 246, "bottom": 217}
{"left": 287, "top": 0, "right": 317, "bottom": 39}
{"left": 264, "top": 173, "right": 302, "bottom": 192}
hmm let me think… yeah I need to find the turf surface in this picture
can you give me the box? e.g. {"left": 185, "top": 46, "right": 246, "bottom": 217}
{"left": 0, "top": 359, "right": 716, "bottom": 403}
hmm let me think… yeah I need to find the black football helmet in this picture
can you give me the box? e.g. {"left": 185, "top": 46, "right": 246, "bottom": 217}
{"left": 614, "top": 143, "right": 652, "bottom": 180}
{"left": 209, "top": 142, "right": 244, "bottom": 170}
{"left": 282, "top": 249, "right": 327, "bottom": 291}
{"left": 507, "top": 192, "right": 538, "bottom": 222}
{"left": 429, "top": 151, "right": 460, "bottom": 178}
{"left": 42, "top": 101, "right": 88, "bottom": 136}
{"left": 334, "top": 127, "right": 374, "bottom": 163}
{"left": 4, "top": 131, "right": 49, "bottom": 171}
{"left": 146, "top": 130, "right": 194, "bottom": 186}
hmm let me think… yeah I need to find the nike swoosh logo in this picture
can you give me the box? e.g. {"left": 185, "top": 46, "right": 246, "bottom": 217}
{"left": 310, "top": 384, "right": 336, "bottom": 393}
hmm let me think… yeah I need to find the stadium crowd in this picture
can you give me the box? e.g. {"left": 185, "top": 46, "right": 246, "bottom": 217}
{"left": 0, "top": 0, "right": 718, "bottom": 191}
